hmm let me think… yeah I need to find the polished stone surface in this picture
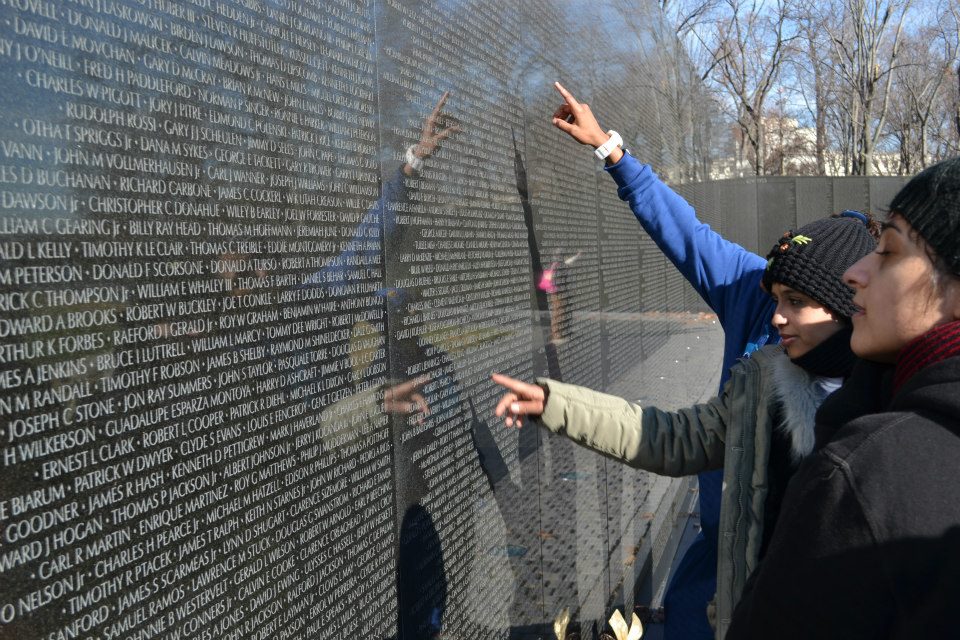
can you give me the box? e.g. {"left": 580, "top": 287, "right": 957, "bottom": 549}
{"left": 0, "top": 0, "right": 730, "bottom": 637}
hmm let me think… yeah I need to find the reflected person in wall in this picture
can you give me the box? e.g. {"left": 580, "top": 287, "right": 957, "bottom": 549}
{"left": 275, "top": 91, "right": 459, "bottom": 426}
{"left": 206, "top": 93, "right": 459, "bottom": 637}
{"left": 292, "top": 91, "right": 462, "bottom": 639}
{"left": 539, "top": 249, "right": 582, "bottom": 343}
{"left": 296, "top": 91, "right": 459, "bottom": 637}
{"left": 548, "top": 81, "right": 776, "bottom": 640}
{"left": 380, "top": 92, "right": 466, "bottom": 639}
{"left": 491, "top": 212, "right": 877, "bottom": 638}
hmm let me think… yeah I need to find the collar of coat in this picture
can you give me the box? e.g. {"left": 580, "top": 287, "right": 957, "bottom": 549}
{"left": 770, "top": 353, "right": 833, "bottom": 464}
{"left": 894, "top": 320, "right": 960, "bottom": 394}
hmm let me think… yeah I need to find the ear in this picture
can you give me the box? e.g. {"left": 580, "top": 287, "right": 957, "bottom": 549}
{"left": 944, "top": 277, "right": 960, "bottom": 320}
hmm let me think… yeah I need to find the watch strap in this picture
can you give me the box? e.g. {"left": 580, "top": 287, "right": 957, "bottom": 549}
{"left": 405, "top": 144, "right": 424, "bottom": 172}
{"left": 594, "top": 130, "right": 623, "bottom": 160}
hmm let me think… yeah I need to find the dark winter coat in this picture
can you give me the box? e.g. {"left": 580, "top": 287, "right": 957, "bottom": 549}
{"left": 726, "top": 356, "right": 960, "bottom": 639}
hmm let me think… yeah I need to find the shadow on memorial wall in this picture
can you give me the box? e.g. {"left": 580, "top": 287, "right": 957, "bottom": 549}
{"left": 448, "top": 125, "right": 566, "bottom": 639}
{"left": 514, "top": 127, "right": 564, "bottom": 383}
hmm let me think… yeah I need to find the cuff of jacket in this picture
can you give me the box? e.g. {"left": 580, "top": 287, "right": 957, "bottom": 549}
{"left": 535, "top": 378, "right": 567, "bottom": 434}
{"left": 604, "top": 152, "right": 653, "bottom": 199}
{"left": 535, "top": 378, "right": 628, "bottom": 434}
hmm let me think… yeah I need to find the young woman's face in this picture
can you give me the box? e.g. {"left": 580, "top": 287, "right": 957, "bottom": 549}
{"left": 769, "top": 283, "right": 843, "bottom": 359}
{"left": 843, "top": 214, "right": 960, "bottom": 363}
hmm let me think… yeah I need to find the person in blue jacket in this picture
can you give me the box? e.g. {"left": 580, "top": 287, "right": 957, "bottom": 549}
{"left": 551, "top": 81, "right": 775, "bottom": 639}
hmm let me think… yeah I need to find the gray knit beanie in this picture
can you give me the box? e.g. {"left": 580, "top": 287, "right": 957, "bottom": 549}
{"left": 762, "top": 214, "right": 877, "bottom": 320}
{"left": 888, "top": 156, "right": 960, "bottom": 275}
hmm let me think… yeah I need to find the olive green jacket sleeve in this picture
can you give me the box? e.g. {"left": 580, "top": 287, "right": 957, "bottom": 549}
{"left": 535, "top": 377, "right": 731, "bottom": 477}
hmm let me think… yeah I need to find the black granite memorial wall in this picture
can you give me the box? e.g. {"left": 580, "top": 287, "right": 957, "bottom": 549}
{"left": 680, "top": 175, "right": 910, "bottom": 256}
{"left": 0, "top": 0, "right": 740, "bottom": 638}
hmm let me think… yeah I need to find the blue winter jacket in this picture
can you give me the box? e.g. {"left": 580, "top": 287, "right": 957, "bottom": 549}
{"left": 606, "top": 153, "right": 776, "bottom": 640}
{"left": 606, "top": 154, "right": 775, "bottom": 380}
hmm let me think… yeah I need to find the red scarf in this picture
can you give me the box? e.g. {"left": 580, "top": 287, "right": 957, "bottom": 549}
{"left": 894, "top": 321, "right": 960, "bottom": 393}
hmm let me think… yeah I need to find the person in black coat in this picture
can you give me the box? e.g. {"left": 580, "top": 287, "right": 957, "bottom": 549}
{"left": 726, "top": 157, "right": 960, "bottom": 639}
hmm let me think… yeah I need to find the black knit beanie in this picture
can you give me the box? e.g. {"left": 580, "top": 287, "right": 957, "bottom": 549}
{"left": 762, "top": 214, "right": 877, "bottom": 320}
{"left": 888, "top": 156, "right": 960, "bottom": 275}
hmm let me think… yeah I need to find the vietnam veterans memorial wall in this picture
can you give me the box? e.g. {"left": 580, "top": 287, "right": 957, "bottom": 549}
{"left": 0, "top": 0, "right": 736, "bottom": 637}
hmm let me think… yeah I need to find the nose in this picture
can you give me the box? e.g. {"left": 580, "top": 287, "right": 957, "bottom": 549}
{"left": 771, "top": 307, "right": 787, "bottom": 329}
{"left": 843, "top": 254, "right": 870, "bottom": 289}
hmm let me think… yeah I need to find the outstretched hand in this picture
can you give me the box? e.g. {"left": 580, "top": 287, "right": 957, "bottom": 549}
{"left": 415, "top": 91, "right": 461, "bottom": 160}
{"left": 384, "top": 376, "right": 430, "bottom": 423}
{"left": 551, "top": 82, "right": 608, "bottom": 148}
{"left": 492, "top": 373, "right": 546, "bottom": 428}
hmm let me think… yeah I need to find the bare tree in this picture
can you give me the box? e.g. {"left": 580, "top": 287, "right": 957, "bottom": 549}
{"left": 886, "top": 24, "right": 955, "bottom": 172}
{"left": 613, "top": 0, "right": 726, "bottom": 182}
{"left": 663, "top": 0, "right": 733, "bottom": 181}
{"left": 785, "top": 2, "right": 845, "bottom": 175}
{"left": 927, "top": 63, "right": 960, "bottom": 160}
{"left": 936, "top": 0, "right": 960, "bottom": 158}
{"left": 827, "top": 0, "right": 914, "bottom": 174}
{"left": 705, "top": 0, "right": 795, "bottom": 176}
{"left": 762, "top": 90, "right": 819, "bottom": 174}
{"left": 656, "top": 0, "right": 960, "bottom": 177}
{"left": 662, "top": 0, "right": 722, "bottom": 37}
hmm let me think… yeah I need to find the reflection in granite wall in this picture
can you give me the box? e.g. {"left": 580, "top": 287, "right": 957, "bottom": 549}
{"left": 0, "top": 1, "right": 736, "bottom": 638}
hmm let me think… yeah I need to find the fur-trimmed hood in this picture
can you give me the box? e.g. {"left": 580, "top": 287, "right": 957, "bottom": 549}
{"left": 770, "top": 354, "right": 834, "bottom": 463}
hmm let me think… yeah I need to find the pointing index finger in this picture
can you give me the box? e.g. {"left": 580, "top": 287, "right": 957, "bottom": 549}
{"left": 554, "top": 82, "right": 580, "bottom": 109}
{"left": 389, "top": 375, "right": 427, "bottom": 397}
{"left": 433, "top": 90, "right": 450, "bottom": 115}
{"left": 491, "top": 372, "right": 537, "bottom": 395}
